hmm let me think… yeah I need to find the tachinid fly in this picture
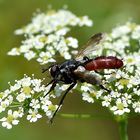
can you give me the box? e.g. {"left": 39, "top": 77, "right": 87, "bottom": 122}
{"left": 42, "top": 33, "right": 123, "bottom": 122}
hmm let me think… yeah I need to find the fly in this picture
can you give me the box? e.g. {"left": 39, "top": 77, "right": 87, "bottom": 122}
{"left": 42, "top": 33, "right": 123, "bottom": 122}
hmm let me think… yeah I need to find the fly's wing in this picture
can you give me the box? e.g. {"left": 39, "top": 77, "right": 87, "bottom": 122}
{"left": 75, "top": 33, "right": 106, "bottom": 60}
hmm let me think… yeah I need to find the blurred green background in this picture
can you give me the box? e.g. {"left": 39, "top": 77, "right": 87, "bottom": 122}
{"left": 0, "top": 0, "right": 140, "bottom": 140}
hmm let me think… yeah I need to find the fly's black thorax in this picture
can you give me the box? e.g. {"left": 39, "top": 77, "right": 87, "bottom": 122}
{"left": 59, "top": 59, "right": 81, "bottom": 84}
{"left": 50, "top": 57, "right": 91, "bottom": 84}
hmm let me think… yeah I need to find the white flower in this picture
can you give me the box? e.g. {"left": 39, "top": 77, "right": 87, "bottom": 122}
{"left": 16, "top": 93, "right": 26, "bottom": 102}
{"left": 21, "top": 86, "right": 32, "bottom": 98}
{"left": 33, "top": 35, "right": 46, "bottom": 49}
{"left": 56, "top": 27, "right": 70, "bottom": 35}
{"left": 53, "top": 85, "right": 63, "bottom": 97}
{"left": 131, "top": 25, "right": 140, "bottom": 39}
{"left": 32, "top": 78, "right": 45, "bottom": 92}
{"left": 37, "top": 51, "right": 56, "bottom": 65}
{"left": 40, "top": 96, "right": 52, "bottom": 111}
{"left": 14, "top": 29, "right": 24, "bottom": 35}
{"left": 112, "top": 38, "right": 128, "bottom": 54}
{"left": 46, "top": 46, "right": 55, "bottom": 55}
{"left": 110, "top": 91, "right": 121, "bottom": 98}
{"left": 17, "top": 107, "right": 24, "bottom": 118}
{"left": 82, "top": 92, "right": 94, "bottom": 103}
{"left": 30, "top": 99, "right": 40, "bottom": 109}
{"left": 21, "top": 76, "right": 32, "bottom": 87}
{"left": 0, "top": 90, "right": 10, "bottom": 100}
{"left": 40, "top": 96, "right": 58, "bottom": 118}
{"left": 31, "top": 79, "right": 42, "bottom": 87}
{"left": 111, "top": 23, "right": 131, "bottom": 38}
{"left": 63, "top": 52, "right": 71, "bottom": 60}
{"left": 110, "top": 98, "right": 130, "bottom": 115}
{"left": 34, "top": 85, "right": 45, "bottom": 93}
{"left": 7, "top": 95, "right": 13, "bottom": 104}
{"left": 81, "top": 84, "right": 91, "bottom": 92}
{"left": 133, "top": 88, "right": 140, "bottom": 96}
{"left": 0, "top": 97, "right": 13, "bottom": 113}
{"left": 122, "top": 93, "right": 132, "bottom": 104}
{"left": 7, "top": 48, "right": 20, "bottom": 55}
{"left": 27, "top": 109, "right": 42, "bottom": 122}
{"left": 116, "top": 78, "right": 130, "bottom": 90}
{"left": 53, "top": 84, "right": 69, "bottom": 97}
{"left": 45, "top": 105, "right": 58, "bottom": 119}
{"left": 20, "top": 44, "right": 31, "bottom": 53}
{"left": 124, "top": 55, "right": 137, "bottom": 66}
{"left": 78, "top": 16, "right": 93, "bottom": 27}
{"left": 129, "top": 75, "right": 140, "bottom": 86}
{"left": 66, "top": 37, "right": 78, "bottom": 48}
{"left": 132, "top": 101, "right": 140, "bottom": 113}
{"left": 47, "top": 34, "right": 60, "bottom": 43}
{"left": 0, "top": 110, "right": 19, "bottom": 129}
{"left": 0, "top": 101, "right": 9, "bottom": 113}
{"left": 102, "top": 95, "right": 111, "bottom": 107}
{"left": 10, "top": 83, "right": 21, "bottom": 92}
{"left": 24, "top": 51, "right": 36, "bottom": 60}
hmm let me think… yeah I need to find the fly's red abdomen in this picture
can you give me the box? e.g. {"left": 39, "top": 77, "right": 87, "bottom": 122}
{"left": 84, "top": 56, "right": 123, "bottom": 71}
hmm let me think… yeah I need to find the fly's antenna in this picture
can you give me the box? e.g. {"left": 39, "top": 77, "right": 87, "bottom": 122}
{"left": 42, "top": 64, "right": 56, "bottom": 73}
{"left": 42, "top": 67, "right": 50, "bottom": 73}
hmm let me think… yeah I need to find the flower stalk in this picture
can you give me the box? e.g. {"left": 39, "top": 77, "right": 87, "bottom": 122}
{"left": 118, "top": 119, "right": 128, "bottom": 140}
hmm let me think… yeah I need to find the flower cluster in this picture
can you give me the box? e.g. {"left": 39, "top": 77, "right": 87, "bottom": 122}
{"left": 0, "top": 75, "right": 58, "bottom": 129}
{"left": 81, "top": 22, "right": 140, "bottom": 116}
{"left": 3, "top": 5, "right": 140, "bottom": 129}
{"left": 8, "top": 8, "right": 93, "bottom": 64}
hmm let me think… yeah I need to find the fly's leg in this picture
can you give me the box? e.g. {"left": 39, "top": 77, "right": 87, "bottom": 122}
{"left": 49, "top": 82, "right": 76, "bottom": 123}
{"left": 45, "top": 79, "right": 54, "bottom": 87}
{"left": 83, "top": 56, "right": 90, "bottom": 61}
{"left": 81, "top": 56, "right": 92, "bottom": 65}
{"left": 95, "top": 70, "right": 116, "bottom": 76}
{"left": 99, "top": 84, "right": 111, "bottom": 93}
{"left": 44, "top": 81, "right": 57, "bottom": 97}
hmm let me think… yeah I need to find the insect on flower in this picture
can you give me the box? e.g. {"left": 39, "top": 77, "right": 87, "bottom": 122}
{"left": 42, "top": 33, "right": 124, "bottom": 122}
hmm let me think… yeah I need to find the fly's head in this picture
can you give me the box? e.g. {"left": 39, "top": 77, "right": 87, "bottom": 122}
{"left": 50, "top": 64, "right": 60, "bottom": 78}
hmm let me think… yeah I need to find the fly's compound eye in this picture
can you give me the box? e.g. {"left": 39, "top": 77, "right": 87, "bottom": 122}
{"left": 50, "top": 65, "right": 59, "bottom": 77}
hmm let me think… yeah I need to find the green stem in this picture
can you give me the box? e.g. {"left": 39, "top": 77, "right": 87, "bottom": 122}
{"left": 118, "top": 119, "right": 128, "bottom": 140}
{"left": 58, "top": 113, "right": 113, "bottom": 120}
{"left": 9, "top": 105, "right": 22, "bottom": 108}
